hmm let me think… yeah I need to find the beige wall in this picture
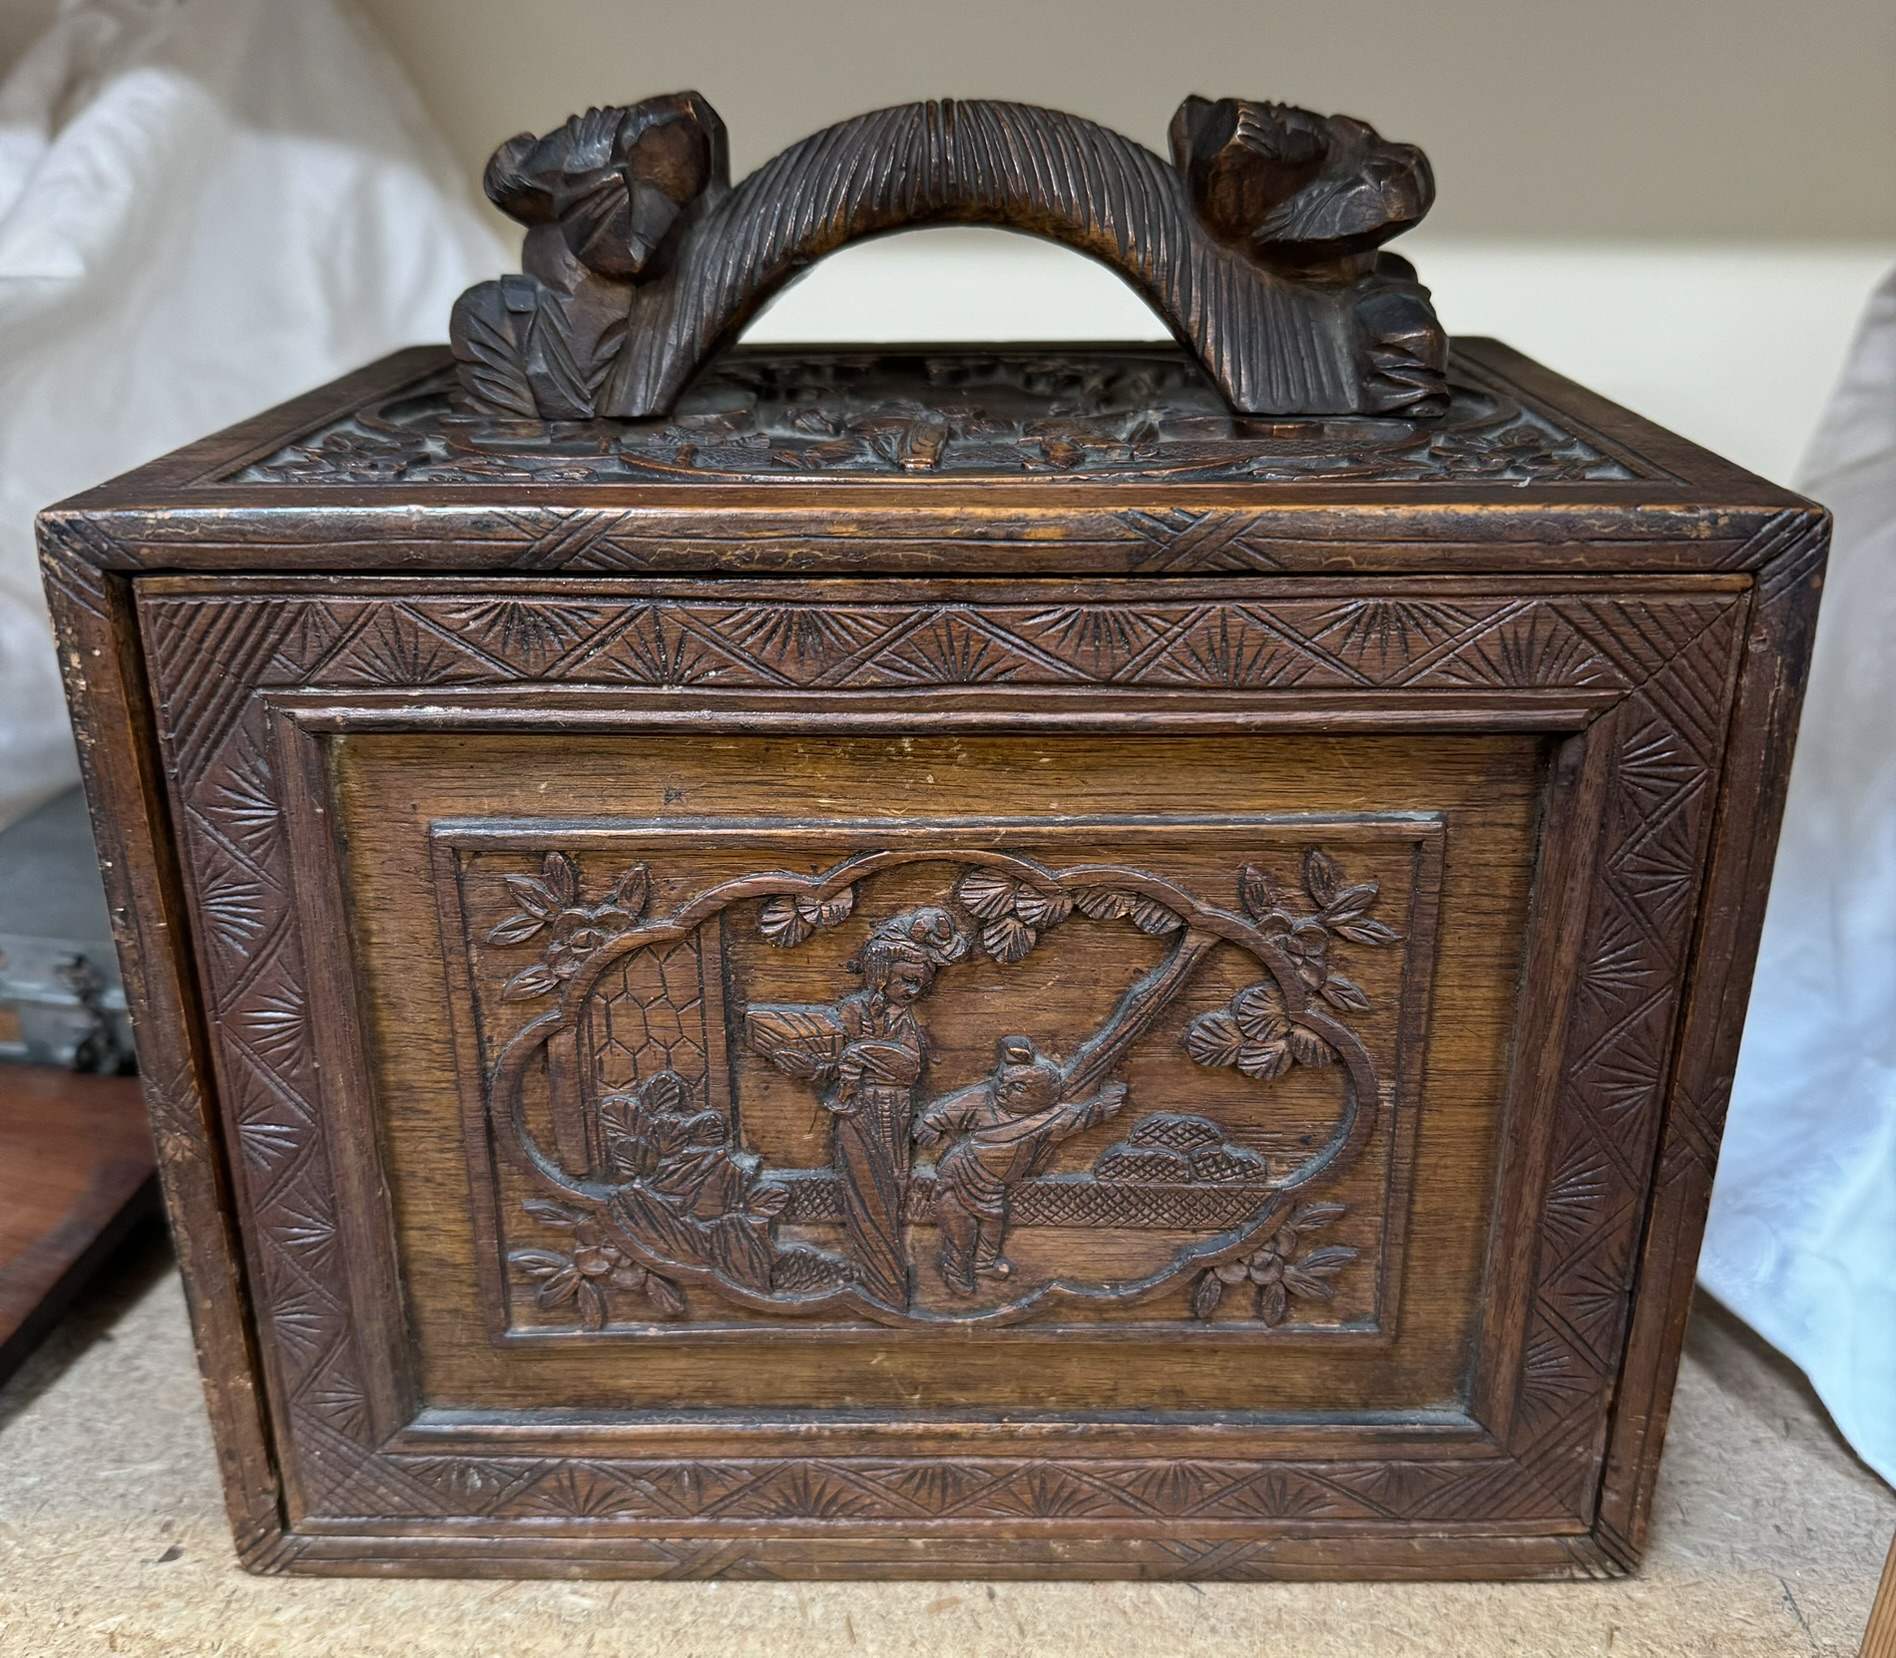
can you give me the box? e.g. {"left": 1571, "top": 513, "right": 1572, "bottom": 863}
{"left": 3, "top": 0, "right": 1890, "bottom": 237}
{"left": 0, "top": 0, "right": 57, "bottom": 74}
{"left": 354, "top": 0, "right": 1896, "bottom": 240}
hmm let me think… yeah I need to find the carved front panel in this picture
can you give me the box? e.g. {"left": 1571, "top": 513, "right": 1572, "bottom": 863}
{"left": 437, "top": 819, "right": 1440, "bottom": 1338}
{"left": 116, "top": 565, "right": 1780, "bottom": 1570}
{"left": 332, "top": 725, "right": 1533, "bottom": 1417}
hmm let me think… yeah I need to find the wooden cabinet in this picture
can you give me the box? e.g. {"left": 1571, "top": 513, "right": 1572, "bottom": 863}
{"left": 40, "top": 331, "right": 1825, "bottom": 1579}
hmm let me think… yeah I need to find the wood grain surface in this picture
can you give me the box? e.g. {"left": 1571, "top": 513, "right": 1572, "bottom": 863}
{"left": 34, "top": 334, "right": 1828, "bottom": 1579}
{"left": 1863, "top": 1530, "right": 1896, "bottom": 1658}
{"left": 0, "top": 1066, "right": 157, "bottom": 1383}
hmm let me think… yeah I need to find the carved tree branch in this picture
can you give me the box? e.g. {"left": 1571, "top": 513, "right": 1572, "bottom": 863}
{"left": 1060, "top": 926, "right": 1218, "bottom": 1102}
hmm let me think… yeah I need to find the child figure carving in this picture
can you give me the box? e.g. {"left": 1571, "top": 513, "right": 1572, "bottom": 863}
{"left": 915, "top": 1036, "right": 1128, "bottom": 1296}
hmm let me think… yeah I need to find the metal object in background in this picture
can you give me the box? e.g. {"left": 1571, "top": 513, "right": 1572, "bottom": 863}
{"left": 0, "top": 789, "right": 134, "bottom": 1073}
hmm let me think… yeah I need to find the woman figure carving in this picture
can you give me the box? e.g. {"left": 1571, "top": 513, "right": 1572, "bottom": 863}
{"left": 747, "top": 907, "right": 966, "bottom": 1309}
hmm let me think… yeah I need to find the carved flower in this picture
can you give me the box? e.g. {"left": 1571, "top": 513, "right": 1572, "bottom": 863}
{"left": 1245, "top": 847, "right": 1396, "bottom": 991}
{"left": 511, "top": 1198, "right": 685, "bottom": 1327}
{"left": 1278, "top": 920, "right": 1332, "bottom": 991}
{"left": 486, "top": 853, "right": 650, "bottom": 999}
{"left": 545, "top": 914, "right": 622, "bottom": 979}
{"left": 1190, "top": 1202, "right": 1355, "bottom": 1325}
{"left": 1184, "top": 845, "right": 1400, "bottom": 1081}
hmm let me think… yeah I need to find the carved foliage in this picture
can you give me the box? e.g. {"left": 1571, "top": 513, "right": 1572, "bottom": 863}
{"left": 757, "top": 884, "right": 855, "bottom": 949}
{"left": 482, "top": 848, "right": 1385, "bottom": 1326}
{"left": 244, "top": 353, "right": 1635, "bottom": 487}
{"left": 486, "top": 851, "right": 650, "bottom": 998}
{"left": 953, "top": 867, "right": 1183, "bottom": 963}
{"left": 1187, "top": 847, "right": 1397, "bottom": 1079}
{"left": 511, "top": 1196, "right": 685, "bottom": 1327}
{"left": 1190, "top": 1202, "right": 1356, "bottom": 1325}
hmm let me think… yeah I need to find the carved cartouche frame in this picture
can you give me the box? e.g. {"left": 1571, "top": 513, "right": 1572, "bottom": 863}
{"left": 450, "top": 94, "right": 1448, "bottom": 422}
{"left": 480, "top": 845, "right": 1386, "bottom": 1329}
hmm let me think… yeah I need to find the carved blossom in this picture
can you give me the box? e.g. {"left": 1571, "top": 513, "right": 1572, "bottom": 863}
{"left": 511, "top": 1198, "right": 685, "bottom": 1328}
{"left": 1189, "top": 1202, "right": 1356, "bottom": 1325}
{"left": 485, "top": 852, "right": 650, "bottom": 999}
{"left": 1185, "top": 846, "right": 1397, "bottom": 1081}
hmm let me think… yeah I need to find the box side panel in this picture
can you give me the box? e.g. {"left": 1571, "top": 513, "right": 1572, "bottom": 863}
{"left": 36, "top": 530, "right": 288, "bottom": 1565}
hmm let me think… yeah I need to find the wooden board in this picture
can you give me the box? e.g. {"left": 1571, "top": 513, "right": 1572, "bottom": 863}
{"left": 0, "top": 1067, "right": 157, "bottom": 1383}
{"left": 1864, "top": 1530, "right": 1896, "bottom": 1658}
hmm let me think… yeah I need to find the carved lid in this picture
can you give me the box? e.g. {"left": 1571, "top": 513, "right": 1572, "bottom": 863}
{"left": 234, "top": 343, "right": 1644, "bottom": 490}
{"left": 43, "top": 337, "right": 1810, "bottom": 583}
{"left": 40, "top": 90, "right": 1815, "bottom": 582}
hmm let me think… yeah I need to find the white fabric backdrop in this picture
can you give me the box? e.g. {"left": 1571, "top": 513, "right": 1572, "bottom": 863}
{"left": 1699, "top": 266, "right": 1896, "bottom": 1487}
{"left": 0, "top": 0, "right": 505, "bottom": 825}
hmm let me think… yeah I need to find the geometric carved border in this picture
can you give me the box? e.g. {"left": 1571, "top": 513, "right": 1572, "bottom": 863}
{"left": 124, "top": 575, "right": 1751, "bottom": 1569}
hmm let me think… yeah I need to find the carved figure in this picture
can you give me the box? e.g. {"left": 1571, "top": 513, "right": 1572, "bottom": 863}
{"left": 1170, "top": 98, "right": 1431, "bottom": 268}
{"left": 746, "top": 907, "right": 968, "bottom": 1308}
{"left": 1169, "top": 97, "right": 1440, "bottom": 409}
{"left": 451, "top": 95, "right": 727, "bottom": 419}
{"left": 452, "top": 95, "right": 1446, "bottom": 421}
{"left": 485, "top": 848, "right": 1393, "bottom": 1326}
{"left": 915, "top": 1036, "right": 1128, "bottom": 1295}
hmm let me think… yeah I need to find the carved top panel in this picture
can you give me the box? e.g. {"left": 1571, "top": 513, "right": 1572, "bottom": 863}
{"left": 231, "top": 346, "right": 1647, "bottom": 488}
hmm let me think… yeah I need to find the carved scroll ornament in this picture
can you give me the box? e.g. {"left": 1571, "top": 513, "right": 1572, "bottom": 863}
{"left": 481, "top": 843, "right": 1401, "bottom": 1330}
{"left": 450, "top": 95, "right": 1447, "bottom": 422}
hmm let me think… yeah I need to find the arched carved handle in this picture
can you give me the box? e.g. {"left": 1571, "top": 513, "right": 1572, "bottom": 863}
{"left": 452, "top": 95, "right": 1447, "bottom": 422}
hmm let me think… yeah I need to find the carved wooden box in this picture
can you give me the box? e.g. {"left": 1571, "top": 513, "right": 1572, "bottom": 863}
{"left": 40, "top": 96, "right": 1826, "bottom": 1582}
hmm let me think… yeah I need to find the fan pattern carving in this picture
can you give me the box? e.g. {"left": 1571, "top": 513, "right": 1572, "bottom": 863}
{"left": 131, "top": 577, "right": 1747, "bottom": 1559}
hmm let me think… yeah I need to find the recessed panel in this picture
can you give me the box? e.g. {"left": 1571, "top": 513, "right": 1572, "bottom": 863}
{"left": 437, "top": 815, "right": 1437, "bottom": 1340}
{"left": 332, "top": 731, "right": 1544, "bottom": 1415}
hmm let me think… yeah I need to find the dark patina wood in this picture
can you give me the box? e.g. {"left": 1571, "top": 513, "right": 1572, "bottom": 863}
{"left": 40, "top": 256, "right": 1823, "bottom": 1586}
{"left": 449, "top": 95, "right": 1447, "bottom": 421}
